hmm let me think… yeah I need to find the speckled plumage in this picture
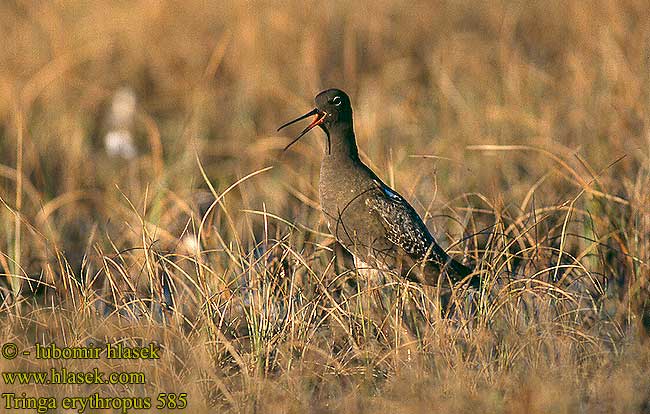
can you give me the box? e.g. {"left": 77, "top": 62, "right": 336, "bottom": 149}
{"left": 279, "top": 88, "right": 480, "bottom": 288}
{"left": 366, "top": 181, "right": 430, "bottom": 257}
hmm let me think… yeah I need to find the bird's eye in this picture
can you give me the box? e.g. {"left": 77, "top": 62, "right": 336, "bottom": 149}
{"left": 332, "top": 96, "right": 342, "bottom": 106}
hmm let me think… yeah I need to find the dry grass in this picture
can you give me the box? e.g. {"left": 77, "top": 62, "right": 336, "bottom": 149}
{"left": 1, "top": 0, "right": 650, "bottom": 412}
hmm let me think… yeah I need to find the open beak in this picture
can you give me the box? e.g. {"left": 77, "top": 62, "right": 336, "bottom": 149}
{"left": 277, "top": 108, "right": 327, "bottom": 151}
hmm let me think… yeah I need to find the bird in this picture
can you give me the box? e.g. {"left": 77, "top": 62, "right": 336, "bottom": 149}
{"left": 277, "top": 88, "right": 480, "bottom": 289}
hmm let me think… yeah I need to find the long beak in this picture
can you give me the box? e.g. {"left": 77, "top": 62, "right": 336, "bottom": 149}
{"left": 277, "top": 108, "right": 327, "bottom": 151}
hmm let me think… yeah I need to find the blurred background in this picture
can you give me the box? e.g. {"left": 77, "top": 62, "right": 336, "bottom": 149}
{"left": 2, "top": 0, "right": 648, "bottom": 280}
{"left": 1, "top": 0, "right": 650, "bottom": 411}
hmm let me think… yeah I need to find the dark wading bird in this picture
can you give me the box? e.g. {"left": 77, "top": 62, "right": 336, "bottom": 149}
{"left": 278, "top": 89, "right": 480, "bottom": 289}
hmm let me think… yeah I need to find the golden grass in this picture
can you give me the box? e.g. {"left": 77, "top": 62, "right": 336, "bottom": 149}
{"left": 1, "top": 0, "right": 650, "bottom": 412}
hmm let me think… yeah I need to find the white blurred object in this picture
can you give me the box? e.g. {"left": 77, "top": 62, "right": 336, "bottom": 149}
{"left": 104, "top": 87, "right": 138, "bottom": 159}
{"left": 180, "top": 234, "right": 201, "bottom": 255}
{"left": 105, "top": 130, "right": 137, "bottom": 159}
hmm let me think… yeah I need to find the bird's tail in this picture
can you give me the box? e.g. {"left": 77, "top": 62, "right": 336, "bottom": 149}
{"left": 447, "top": 257, "right": 481, "bottom": 290}
{"left": 427, "top": 242, "right": 481, "bottom": 289}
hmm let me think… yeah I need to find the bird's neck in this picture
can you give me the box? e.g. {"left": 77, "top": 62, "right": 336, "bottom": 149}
{"left": 325, "top": 123, "right": 359, "bottom": 162}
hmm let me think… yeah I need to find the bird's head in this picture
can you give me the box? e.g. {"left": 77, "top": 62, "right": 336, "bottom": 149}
{"left": 277, "top": 88, "right": 353, "bottom": 151}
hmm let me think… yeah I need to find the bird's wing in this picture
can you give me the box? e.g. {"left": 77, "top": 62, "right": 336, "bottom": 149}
{"left": 365, "top": 179, "right": 476, "bottom": 285}
{"left": 365, "top": 179, "right": 444, "bottom": 260}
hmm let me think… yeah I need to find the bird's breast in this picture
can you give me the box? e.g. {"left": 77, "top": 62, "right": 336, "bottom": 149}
{"left": 319, "top": 160, "right": 365, "bottom": 223}
{"left": 318, "top": 159, "right": 386, "bottom": 252}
